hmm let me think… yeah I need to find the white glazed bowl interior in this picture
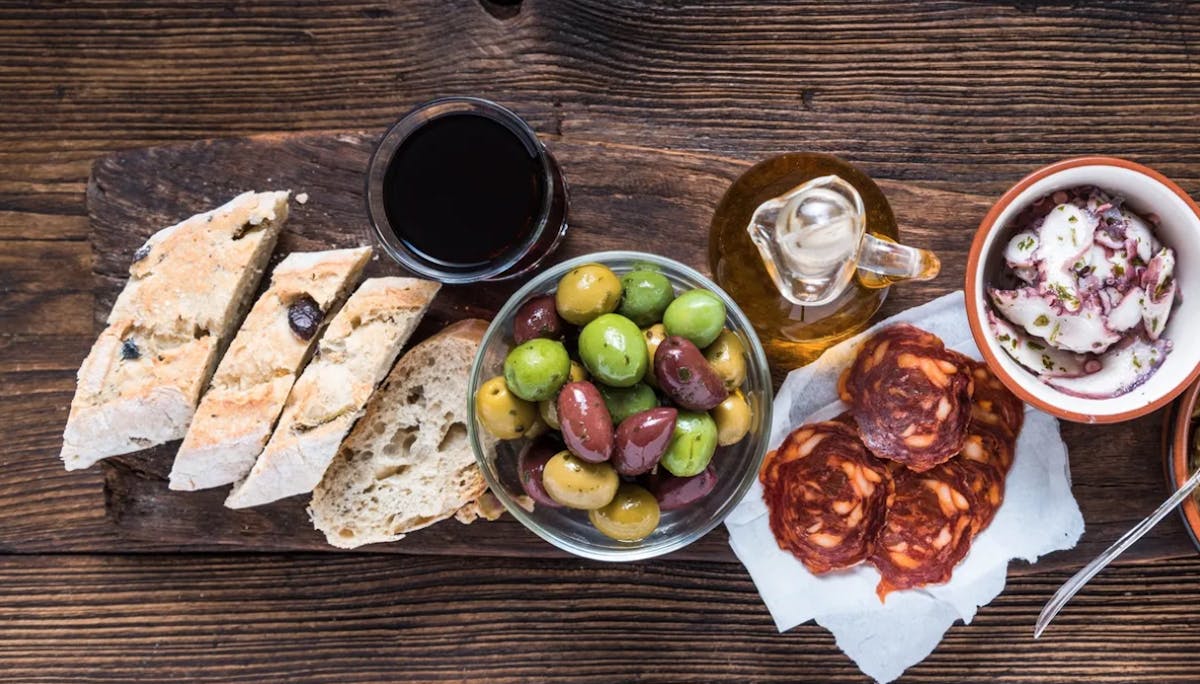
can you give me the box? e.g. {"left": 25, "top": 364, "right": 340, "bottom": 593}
{"left": 971, "top": 162, "right": 1200, "bottom": 422}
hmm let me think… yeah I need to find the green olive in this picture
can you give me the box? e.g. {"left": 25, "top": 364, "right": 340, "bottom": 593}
{"left": 578, "top": 313, "right": 648, "bottom": 387}
{"left": 663, "top": 289, "right": 726, "bottom": 348}
{"left": 642, "top": 323, "right": 668, "bottom": 388}
{"left": 555, "top": 263, "right": 622, "bottom": 326}
{"left": 597, "top": 382, "right": 658, "bottom": 425}
{"left": 538, "top": 398, "right": 561, "bottom": 430}
{"left": 703, "top": 329, "right": 748, "bottom": 391}
{"left": 541, "top": 450, "right": 620, "bottom": 510}
{"left": 503, "top": 338, "right": 572, "bottom": 402}
{"left": 588, "top": 483, "right": 661, "bottom": 542}
{"left": 660, "top": 410, "right": 718, "bottom": 477}
{"left": 712, "top": 390, "right": 752, "bottom": 446}
{"left": 475, "top": 375, "right": 538, "bottom": 440}
{"left": 617, "top": 270, "right": 675, "bottom": 327}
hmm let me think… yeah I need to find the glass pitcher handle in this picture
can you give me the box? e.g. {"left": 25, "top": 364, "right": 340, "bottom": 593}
{"left": 856, "top": 233, "right": 941, "bottom": 282}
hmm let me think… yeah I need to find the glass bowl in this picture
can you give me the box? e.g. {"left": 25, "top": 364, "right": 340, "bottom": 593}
{"left": 468, "top": 251, "right": 774, "bottom": 561}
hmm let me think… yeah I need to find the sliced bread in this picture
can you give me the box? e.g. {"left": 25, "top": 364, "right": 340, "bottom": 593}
{"left": 224, "top": 276, "right": 440, "bottom": 508}
{"left": 309, "top": 318, "right": 492, "bottom": 548}
{"left": 61, "top": 190, "right": 289, "bottom": 471}
{"left": 168, "top": 247, "right": 372, "bottom": 491}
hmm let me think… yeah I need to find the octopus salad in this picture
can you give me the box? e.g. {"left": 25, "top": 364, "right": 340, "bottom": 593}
{"left": 987, "top": 186, "right": 1178, "bottom": 398}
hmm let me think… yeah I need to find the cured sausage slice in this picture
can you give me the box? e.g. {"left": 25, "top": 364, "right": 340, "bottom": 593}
{"left": 968, "top": 361, "right": 1024, "bottom": 438}
{"left": 940, "top": 457, "right": 1005, "bottom": 535}
{"left": 841, "top": 324, "right": 975, "bottom": 472}
{"left": 760, "top": 421, "right": 893, "bottom": 575}
{"left": 871, "top": 465, "right": 976, "bottom": 599}
{"left": 960, "top": 422, "right": 1015, "bottom": 476}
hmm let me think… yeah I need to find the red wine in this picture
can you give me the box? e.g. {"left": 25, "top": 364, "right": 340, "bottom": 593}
{"left": 381, "top": 112, "right": 546, "bottom": 267}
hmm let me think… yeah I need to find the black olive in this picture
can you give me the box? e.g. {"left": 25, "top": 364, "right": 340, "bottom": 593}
{"left": 120, "top": 338, "right": 140, "bottom": 360}
{"left": 132, "top": 244, "right": 151, "bottom": 263}
{"left": 288, "top": 294, "right": 323, "bottom": 340}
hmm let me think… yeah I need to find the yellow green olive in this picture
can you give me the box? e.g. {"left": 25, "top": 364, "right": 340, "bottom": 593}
{"left": 642, "top": 323, "right": 668, "bottom": 388}
{"left": 588, "top": 483, "right": 661, "bottom": 542}
{"left": 555, "top": 263, "right": 622, "bottom": 326}
{"left": 475, "top": 375, "right": 538, "bottom": 439}
{"left": 597, "top": 382, "right": 658, "bottom": 425}
{"left": 503, "top": 338, "right": 571, "bottom": 402}
{"left": 525, "top": 415, "right": 549, "bottom": 440}
{"left": 712, "top": 390, "right": 752, "bottom": 446}
{"left": 541, "top": 450, "right": 619, "bottom": 510}
{"left": 578, "top": 313, "right": 648, "bottom": 387}
{"left": 538, "top": 398, "right": 560, "bottom": 430}
{"left": 663, "top": 289, "right": 726, "bottom": 348}
{"left": 569, "top": 360, "right": 588, "bottom": 383}
{"left": 703, "top": 329, "right": 747, "bottom": 391}
{"left": 660, "top": 410, "right": 718, "bottom": 477}
{"left": 617, "top": 270, "right": 675, "bottom": 327}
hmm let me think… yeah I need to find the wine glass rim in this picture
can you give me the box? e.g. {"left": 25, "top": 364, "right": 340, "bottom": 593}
{"left": 364, "top": 96, "right": 556, "bottom": 284}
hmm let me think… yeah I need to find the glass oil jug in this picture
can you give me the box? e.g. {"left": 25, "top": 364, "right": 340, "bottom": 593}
{"left": 709, "top": 153, "right": 939, "bottom": 369}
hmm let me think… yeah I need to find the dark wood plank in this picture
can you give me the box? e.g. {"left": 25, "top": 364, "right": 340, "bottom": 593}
{"left": 3, "top": 0, "right": 1200, "bottom": 194}
{"left": 4, "top": 0, "right": 1200, "bottom": 560}
{"left": 84, "top": 132, "right": 1196, "bottom": 570}
{"left": 2, "top": 552, "right": 1200, "bottom": 683}
{"left": 5, "top": 1, "right": 1200, "bottom": 679}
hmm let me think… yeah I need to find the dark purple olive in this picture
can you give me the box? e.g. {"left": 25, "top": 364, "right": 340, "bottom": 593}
{"left": 654, "top": 336, "right": 728, "bottom": 411}
{"left": 645, "top": 466, "right": 718, "bottom": 510}
{"left": 119, "top": 338, "right": 140, "bottom": 361}
{"left": 517, "top": 437, "right": 562, "bottom": 508}
{"left": 513, "top": 295, "right": 564, "bottom": 345}
{"left": 288, "top": 294, "right": 323, "bottom": 340}
{"left": 612, "top": 407, "right": 676, "bottom": 476}
{"left": 556, "top": 381, "right": 613, "bottom": 463}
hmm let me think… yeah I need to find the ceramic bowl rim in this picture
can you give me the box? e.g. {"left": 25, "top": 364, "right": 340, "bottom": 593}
{"left": 964, "top": 156, "right": 1200, "bottom": 424}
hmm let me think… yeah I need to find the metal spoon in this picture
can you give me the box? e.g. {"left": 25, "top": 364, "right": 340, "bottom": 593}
{"left": 1035, "top": 465, "right": 1200, "bottom": 638}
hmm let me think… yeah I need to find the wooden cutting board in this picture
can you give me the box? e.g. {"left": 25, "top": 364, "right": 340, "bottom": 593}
{"left": 89, "top": 132, "right": 1194, "bottom": 569}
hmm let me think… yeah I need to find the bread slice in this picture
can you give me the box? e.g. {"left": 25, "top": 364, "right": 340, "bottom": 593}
{"left": 224, "top": 276, "right": 440, "bottom": 508}
{"left": 168, "top": 247, "right": 372, "bottom": 491}
{"left": 61, "top": 190, "right": 289, "bottom": 471}
{"left": 309, "top": 319, "right": 492, "bottom": 548}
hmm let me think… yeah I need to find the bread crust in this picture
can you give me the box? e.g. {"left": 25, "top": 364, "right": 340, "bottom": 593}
{"left": 224, "top": 277, "right": 440, "bottom": 508}
{"left": 309, "top": 318, "right": 492, "bottom": 548}
{"left": 168, "top": 247, "right": 372, "bottom": 491}
{"left": 61, "top": 190, "right": 288, "bottom": 470}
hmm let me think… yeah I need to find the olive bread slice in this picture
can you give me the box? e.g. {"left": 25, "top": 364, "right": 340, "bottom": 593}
{"left": 309, "top": 319, "right": 493, "bottom": 548}
{"left": 224, "top": 276, "right": 440, "bottom": 508}
{"left": 60, "top": 190, "right": 289, "bottom": 471}
{"left": 168, "top": 247, "right": 372, "bottom": 491}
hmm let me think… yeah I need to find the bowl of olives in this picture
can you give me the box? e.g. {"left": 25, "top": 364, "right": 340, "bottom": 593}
{"left": 469, "top": 251, "right": 773, "bottom": 561}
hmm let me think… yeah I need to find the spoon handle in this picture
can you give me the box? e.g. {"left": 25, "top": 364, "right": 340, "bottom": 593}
{"left": 1035, "top": 465, "right": 1200, "bottom": 638}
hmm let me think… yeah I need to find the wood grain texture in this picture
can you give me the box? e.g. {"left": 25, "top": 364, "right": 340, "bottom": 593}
{"left": 4, "top": 0, "right": 1200, "bottom": 680}
{"left": 2, "top": 552, "right": 1200, "bottom": 682}
{"left": 88, "top": 132, "right": 1197, "bottom": 570}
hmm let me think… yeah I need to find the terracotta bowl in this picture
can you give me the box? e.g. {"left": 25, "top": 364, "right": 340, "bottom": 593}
{"left": 966, "top": 157, "right": 1200, "bottom": 424}
{"left": 1165, "top": 378, "right": 1200, "bottom": 552}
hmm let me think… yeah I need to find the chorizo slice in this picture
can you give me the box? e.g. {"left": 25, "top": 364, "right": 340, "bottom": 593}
{"left": 760, "top": 421, "right": 893, "bottom": 575}
{"left": 939, "top": 457, "right": 1005, "bottom": 536}
{"left": 871, "top": 466, "right": 976, "bottom": 599}
{"left": 968, "top": 361, "right": 1024, "bottom": 438}
{"left": 843, "top": 324, "right": 975, "bottom": 471}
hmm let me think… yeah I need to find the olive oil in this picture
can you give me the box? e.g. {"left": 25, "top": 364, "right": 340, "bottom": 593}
{"left": 709, "top": 153, "right": 919, "bottom": 369}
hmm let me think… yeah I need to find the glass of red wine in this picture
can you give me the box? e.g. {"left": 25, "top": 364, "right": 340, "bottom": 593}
{"left": 366, "top": 97, "right": 569, "bottom": 283}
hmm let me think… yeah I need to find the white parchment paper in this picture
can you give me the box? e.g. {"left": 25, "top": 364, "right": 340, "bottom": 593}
{"left": 725, "top": 291, "right": 1085, "bottom": 683}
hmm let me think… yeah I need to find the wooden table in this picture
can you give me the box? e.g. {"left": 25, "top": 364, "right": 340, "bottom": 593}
{"left": 5, "top": 1, "right": 1200, "bottom": 681}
